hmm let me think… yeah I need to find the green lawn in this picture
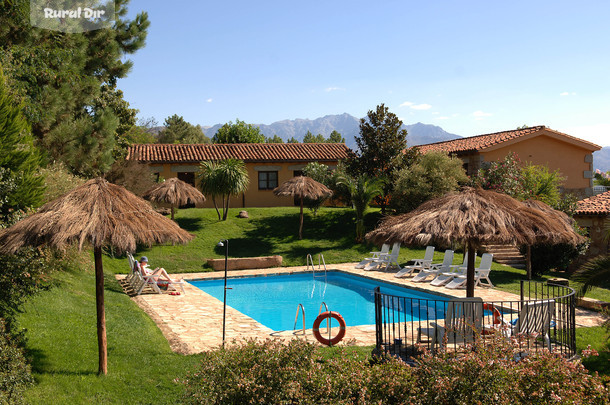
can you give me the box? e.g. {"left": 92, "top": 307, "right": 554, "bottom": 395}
{"left": 19, "top": 262, "right": 200, "bottom": 404}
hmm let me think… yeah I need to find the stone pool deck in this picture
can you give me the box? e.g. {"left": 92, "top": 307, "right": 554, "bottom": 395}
{"left": 117, "top": 263, "right": 607, "bottom": 355}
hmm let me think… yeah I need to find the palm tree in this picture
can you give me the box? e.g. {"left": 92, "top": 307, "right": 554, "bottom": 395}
{"left": 571, "top": 220, "right": 610, "bottom": 297}
{"left": 197, "top": 159, "right": 249, "bottom": 221}
{"left": 197, "top": 161, "right": 223, "bottom": 220}
{"left": 338, "top": 175, "right": 384, "bottom": 242}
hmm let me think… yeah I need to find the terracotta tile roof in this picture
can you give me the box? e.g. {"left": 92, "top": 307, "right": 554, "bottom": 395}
{"left": 576, "top": 191, "right": 610, "bottom": 216}
{"left": 417, "top": 126, "right": 601, "bottom": 154}
{"left": 127, "top": 143, "right": 350, "bottom": 164}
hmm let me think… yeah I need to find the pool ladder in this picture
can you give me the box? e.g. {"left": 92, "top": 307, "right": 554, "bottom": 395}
{"left": 307, "top": 253, "right": 327, "bottom": 278}
{"left": 293, "top": 302, "right": 330, "bottom": 336}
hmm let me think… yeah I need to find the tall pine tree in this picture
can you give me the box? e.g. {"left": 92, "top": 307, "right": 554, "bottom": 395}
{"left": 0, "top": 0, "right": 149, "bottom": 177}
{"left": 0, "top": 68, "right": 44, "bottom": 221}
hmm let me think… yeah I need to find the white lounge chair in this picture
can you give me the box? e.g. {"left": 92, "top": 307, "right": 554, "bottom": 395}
{"left": 510, "top": 300, "right": 556, "bottom": 352}
{"left": 394, "top": 246, "right": 435, "bottom": 278}
{"left": 417, "top": 297, "right": 484, "bottom": 349}
{"left": 356, "top": 244, "right": 390, "bottom": 269}
{"left": 445, "top": 253, "right": 494, "bottom": 289}
{"left": 430, "top": 251, "right": 472, "bottom": 287}
{"left": 412, "top": 249, "right": 454, "bottom": 283}
{"left": 364, "top": 242, "right": 401, "bottom": 271}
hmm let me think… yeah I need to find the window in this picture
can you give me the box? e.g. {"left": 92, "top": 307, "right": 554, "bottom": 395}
{"left": 177, "top": 172, "right": 195, "bottom": 186}
{"left": 258, "top": 171, "right": 278, "bottom": 190}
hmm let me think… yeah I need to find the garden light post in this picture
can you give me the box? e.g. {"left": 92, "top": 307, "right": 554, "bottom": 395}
{"left": 217, "top": 239, "right": 230, "bottom": 347}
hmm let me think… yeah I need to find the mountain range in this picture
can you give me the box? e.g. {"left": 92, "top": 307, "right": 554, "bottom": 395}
{"left": 200, "top": 113, "right": 462, "bottom": 149}
{"left": 593, "top": 148, "right": 610, "bottom": 173}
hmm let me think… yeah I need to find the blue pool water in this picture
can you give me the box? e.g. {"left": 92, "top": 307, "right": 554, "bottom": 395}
{"left": 190, "top": 271, "right": 449, "bottom": 331}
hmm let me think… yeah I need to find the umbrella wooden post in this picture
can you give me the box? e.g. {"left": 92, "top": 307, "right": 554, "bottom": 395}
{"left": 299, "top": 197, "right": 304, "bottom": 240}
{"left": 466, "top": 243, "right": 476, "bottom": 298}
{"left": 170, "top": 206, "right": 175, "bottom": 221}
{"left": 94, "top": 246, "right": 107, "bottom": 375}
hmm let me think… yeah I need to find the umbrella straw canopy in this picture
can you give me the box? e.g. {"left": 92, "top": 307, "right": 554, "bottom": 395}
{"left": 0, "top": 178, "right": 194, "bottom": 375}
{"left": 274, "top": 176, "right": 333, "bottom": 239}
{"left": 143, "top": 177, "right": 206, "bottom": 220}
{"left": 366, "top": 187, "right": 583, "bottom": 296}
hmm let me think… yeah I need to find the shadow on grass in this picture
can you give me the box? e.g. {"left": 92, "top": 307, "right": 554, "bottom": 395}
{"left": 243, "top": 209, "right": 383, "bottom": 246}
{"left": 175, "top": 217, "right": 205, "bottom": 233}
{"left": 213, "top": 238, "right": 274, "bottom": 258}
{"left": 27, "top": 347, "right": 95, "bottom": 378}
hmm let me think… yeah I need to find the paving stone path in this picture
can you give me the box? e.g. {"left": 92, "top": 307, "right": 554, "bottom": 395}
{"left": 117, "top": 263, "right": 607, "bottom": 355}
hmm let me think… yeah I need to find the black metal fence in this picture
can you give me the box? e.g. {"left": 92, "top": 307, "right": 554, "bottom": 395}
{"left": 374, "top": 281, "right": 576, "bottom": 360}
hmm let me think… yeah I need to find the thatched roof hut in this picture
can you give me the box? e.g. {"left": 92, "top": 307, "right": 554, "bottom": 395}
{"left": 274, "top": 176, "right": 333, "bottom": 239}
{"left": 0, "top": 178, "right": 194, "bottom": 374}
{"left": 142, "top": 177, "right": 206, "bottom": 220}
{"left": 366, "top": 187, "right": 583, "bottom": 296}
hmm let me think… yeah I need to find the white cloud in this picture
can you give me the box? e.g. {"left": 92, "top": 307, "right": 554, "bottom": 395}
{"left": 432, "top": 112, "right": 440, "bottom": 115}
{"left": 473, "top": 110, "right": 492, "bottom": 118}
{"left": 400, "top": 101, "right": 432, "bottom": 110}
{"left": 560, "top": 92, "right": 577, "bottom": 96}
{"left": 325, "top": 86, "right": 345, "bottom": 92}
{"left": 206, "top": 98, "right": 213, "bottom": 103}
{"left": 436, "top": 116, "right": 450, "bottom": 120}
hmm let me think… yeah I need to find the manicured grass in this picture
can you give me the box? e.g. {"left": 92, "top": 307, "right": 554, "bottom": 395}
{"left": 18, "top": 259, "right": 200, "bottom": 404}
{"left": 576, "top": 325, "right": 610, "bottom": 376}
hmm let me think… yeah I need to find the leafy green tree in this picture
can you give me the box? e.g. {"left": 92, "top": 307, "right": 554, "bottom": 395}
{"left": 286, "top": 137, "right": 299, "bottom": 143}
{"left": 0, "top": 69, "right": 44, "bottom": 217}
{"left": 197, "top": 159, "right": 249, "bottom": 220}
{"left": 521, "top": 165, "right": 564, "bottom": 206}
{"left": 391, "top": 152, "right": 468, "bottom": 213}
{"left": 347, "top": 104, "right": 408, "bottom": 211}
{"left": 124, "top": 116, "right": 158, "bottom": 144}
{"left": 594, "top": 171, "right": 610, "bottom": 187}
{"left": 338, "top": 175, "right": 384, "bottom": 242}
{"left": 158, "top": 114, "right": 210, "bottom": 144}
{"left": 212, "top": 119, "right": 265, "bottom": 144}
{"left": 42, "top": 108, "right": 119, "bottom": 177}
{"left": 266, "top": 135, "right": 284, "bottom": 143}
{"left": 96, "top": 83, "right": 138, "bottom": 158}
{"left": 302, "top": 131, "right": 326, "bottom": 143}
{"left": 0, "top": 0, "right": 150, "bottom": 176}
{"left": 328, "top": 130, "right": 345, "bottom": 143}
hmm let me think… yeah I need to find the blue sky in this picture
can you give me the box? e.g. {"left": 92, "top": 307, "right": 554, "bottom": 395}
{"left": 118, "top": 1, "right": 610, "bottom": 146}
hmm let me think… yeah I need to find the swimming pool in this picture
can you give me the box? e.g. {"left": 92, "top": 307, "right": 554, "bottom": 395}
{"left": 190, "top": 271, "right": 449, "bottom": 331}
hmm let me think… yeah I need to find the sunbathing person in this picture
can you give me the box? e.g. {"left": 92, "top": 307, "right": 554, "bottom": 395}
{"left": 135, "top": 256, "right": 176, "bottom": 282}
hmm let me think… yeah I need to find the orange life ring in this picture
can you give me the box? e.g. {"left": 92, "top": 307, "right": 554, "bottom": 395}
{"left": 312, "top": 311, "right": 346, "bottom": 346}
{"left": 483, "top": 303, "right": 502, "bottom": 325}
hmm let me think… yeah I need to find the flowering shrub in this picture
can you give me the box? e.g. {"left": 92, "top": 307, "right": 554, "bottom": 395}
{"left": 181, "top": 338, "right": 414, "bottom": 404}
{"left": 182, "top": 338, "right": 609, "bottom": 404}
{"left": 472, "top": 152, "right": 526, "bottom": 198}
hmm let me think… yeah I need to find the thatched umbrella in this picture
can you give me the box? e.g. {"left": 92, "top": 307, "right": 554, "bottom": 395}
{"left": 273, "top": 176, "right": 333, "bottom": 239}
{"left": 366, "top": 187, "right": 583, "bottom": 297}
{"left": 521, "top": 199, "right": 585, "bottom": 279}
{"left": 0, "top": 178, "right": 193, "bottom": 375}
{"left": 142, "top": 177, "right": 206, "bottom": 220}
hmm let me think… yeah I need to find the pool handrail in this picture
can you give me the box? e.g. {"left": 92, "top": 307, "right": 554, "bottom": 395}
{"left": 293, "top": 303, "right": 306, "bottom": 335}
